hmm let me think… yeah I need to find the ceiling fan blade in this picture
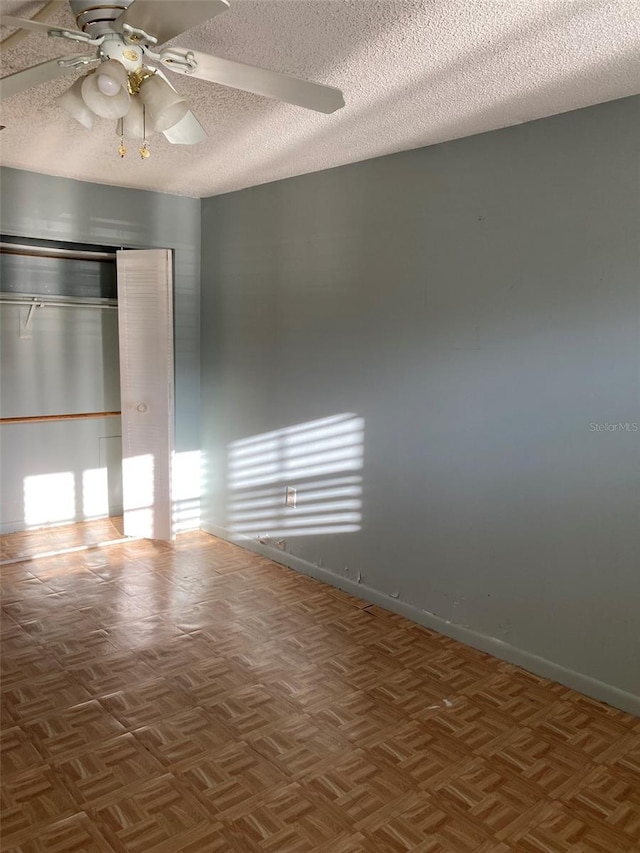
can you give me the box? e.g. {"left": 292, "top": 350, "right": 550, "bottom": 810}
{"left": 0, "top": 56, "right": 92, "bottom": 100}
{"left": 0, "top": 2, "right": 65, "bottom": 52}
{"left": 0, "top": 14, "right": 81, "bottom": 38}
{"left": 163, "top": 110, "right": 207, "bottom": 145}
{"left": 114, "top": 0, "right": 229, "bottom": 47}
{"left": 163, "top": 51, "right": 345, "bottom": 114}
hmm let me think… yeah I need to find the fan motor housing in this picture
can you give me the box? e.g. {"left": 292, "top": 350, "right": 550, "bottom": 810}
{"left": 99, "top": 35, "right": 143, "bottom": 71}
{"left": 69, "top": 0, "right": 136, "bottom": 37}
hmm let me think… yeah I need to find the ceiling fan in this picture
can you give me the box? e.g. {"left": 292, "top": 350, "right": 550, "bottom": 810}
{"left": 0, "top": 0, "right": 345, "bottom": 155}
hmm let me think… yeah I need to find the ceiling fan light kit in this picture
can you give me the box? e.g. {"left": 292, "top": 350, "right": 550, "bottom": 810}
{"left": 138, "top": 73, "right": 188, "bottom": 133}
{"left": 56, "top": 75, "right": 94, "bottom": 129}
{"left": 1, "top": 0, "right": 345, "bottom": 160}
{"left": 118, "top": 93, "right": 145, "bottom": 139}
{"left": 80, "top": 59, "right": 130, "bottom": 119}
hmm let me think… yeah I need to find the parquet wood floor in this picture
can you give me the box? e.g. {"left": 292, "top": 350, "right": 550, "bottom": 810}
{"left": 1, "top": 524, "right": 639, "bottom": 852}
{"left": 0, "top": 519, "right": 125, "bottom": 565}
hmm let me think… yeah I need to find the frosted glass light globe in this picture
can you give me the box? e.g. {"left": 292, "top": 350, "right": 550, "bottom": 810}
{"left": 81, "top": 60, "right": 130, "bottom": 118}
{"left": 97, "top": 74, "right": 121, "bottom": 96}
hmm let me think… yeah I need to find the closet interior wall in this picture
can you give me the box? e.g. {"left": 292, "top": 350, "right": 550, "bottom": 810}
{"left": 0, "top": 240, "right": 122, "bottom": 533}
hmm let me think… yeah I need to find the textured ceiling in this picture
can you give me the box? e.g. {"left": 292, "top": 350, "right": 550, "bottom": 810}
{"left": 1, "top": 0, "right": 639, "bottom": 198}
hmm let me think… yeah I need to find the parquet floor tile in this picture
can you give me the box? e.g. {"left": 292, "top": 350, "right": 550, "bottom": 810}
{"left": 24, "top": 700, "right": 126, "bottom": 762}
{"left": 54, "top": 733, "right": 164, "bottom": 808}
{"left": 2, "top": 673, "right": 92, "bottom": 724}
{"left": 67, "top": 652, "right": 158, "bottom": 697}
{"left": 310, "top": 689, "right": 409, "bottom": 744}
{"left": 175, "top": 742, "right": 290, "bottom": 814}
{"left": 1, "top": 645, "right": 63, "bottom": 691}
{"left": 104, "top": 614, "right": 186, "bottom": 651}
{"left": 221, "top": 781, "right": 346, "bottom": 851}
{"left": 2, "top": 811, "right": 114, "bottom": 852}
{"left": 89, "top": 773, "right": 220, "bottom": 852}
{"left": 249, "top": 714, "right": 349, "bottom": 777}
{"left": 359, "top": 789, "right": 506, "bottom": 852}
{"left": 133, "top": 707, "right": 230, "bottom": 767}
{"left": 559, "top": 763, "right": 640, "bottom": 838}
{"left": 0, "top": 727, "right": 47, "bottom": 780}
{"left": 18, "top": 613, "right": 100, "bottom": 646}
{"left": 202, "top": 683, "right": 301, "bottom": 740}
{"left": 507, "top": 799, "right": 637, "bottom": 852}
{"left": 1, "top": 766, "right": 78, "bottom": 848}
{"left": 1, "top": 521, "right": 639, "bottom": 852}
{"left": 99, "top": 677, "right": 197, "bottom": 730}
{"left": 478, "top": 728, "right": 591, "bottom": 800}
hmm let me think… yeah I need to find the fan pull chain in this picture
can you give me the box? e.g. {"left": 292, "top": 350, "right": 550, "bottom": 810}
{"left": 117, "top": 117, "right": 126, "bottom": 158}
{"left": 139, "top": 103, "right": 150, "bottom": 159}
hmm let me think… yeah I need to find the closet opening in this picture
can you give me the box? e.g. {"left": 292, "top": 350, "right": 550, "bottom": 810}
{"left": 0, "top": 235, "right": 123, "bottom": 541}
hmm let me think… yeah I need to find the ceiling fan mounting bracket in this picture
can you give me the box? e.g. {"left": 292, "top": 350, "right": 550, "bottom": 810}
{"left": 49, "top": 28, "right": 103, "bottom": 47}
{"left": 154, "top": 48, "right": 197, "bottom": 74}
{"left": 57, "top": 54, "right": 97, "bottom": 69}
{"left": 121, "top": 23, "right": 157, "bottom": 47}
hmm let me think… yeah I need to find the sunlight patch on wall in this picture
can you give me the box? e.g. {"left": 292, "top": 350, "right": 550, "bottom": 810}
{"left": 24, "top": 471, "right": 75, "bottom": 528}
{"left": 122, "top": 453, "right": 154, "bottom": 537}
{"left": 82, "top": 467, "right": 109, "bottom": 519}
{"left": 227, "top": 414, "right": 364, "bottom": 537}
{"left": 172, "top": 450, "right": 201, "bottom": 532}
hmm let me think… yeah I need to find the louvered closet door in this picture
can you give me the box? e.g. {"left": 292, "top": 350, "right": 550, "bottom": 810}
{"left": 116, "top": 249, "right": 174, "bottom": 540}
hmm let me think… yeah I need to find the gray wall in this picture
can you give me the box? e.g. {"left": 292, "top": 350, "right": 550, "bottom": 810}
{"left": 0, "top": 168, "right": 201, "bottom": 532}
{"left": 201, "top": 95, "right": 640, "bottom": 713}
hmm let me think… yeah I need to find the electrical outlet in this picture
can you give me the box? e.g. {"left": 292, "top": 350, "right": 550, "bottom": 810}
{"left": 285, "top": 486, "right": 296, "bottom": 508}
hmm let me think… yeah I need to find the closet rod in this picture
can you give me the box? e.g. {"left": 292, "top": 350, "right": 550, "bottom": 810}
{"left": 0, "top": 242, "right": 116, "bottom": 262}
{"left": 1, "top": 411, "right": 121, "bottom": 425}
{"left": 0, "top": 298, "right": 117, "bottom": 310}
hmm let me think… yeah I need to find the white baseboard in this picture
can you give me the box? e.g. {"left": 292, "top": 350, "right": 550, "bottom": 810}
{"left": 203, "top": 522, "right": 640, "bottom": 718}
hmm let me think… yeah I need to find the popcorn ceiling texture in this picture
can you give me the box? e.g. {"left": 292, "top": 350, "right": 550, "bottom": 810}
{"left": 1, "top": 0, "right": 639, "bottom": 198}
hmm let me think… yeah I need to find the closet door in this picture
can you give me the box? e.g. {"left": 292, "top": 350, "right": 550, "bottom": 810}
{"left": 116, "top": 249, "right": 174, "bottom": 540}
